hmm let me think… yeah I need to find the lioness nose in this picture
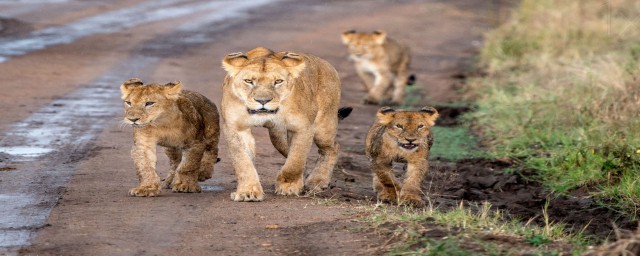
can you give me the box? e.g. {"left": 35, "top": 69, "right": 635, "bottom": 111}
{"left": 128, "top": 118, "right": 140, "bottom": 123}
{"left": 255, "top": 98, "right": 272, "bottom": 105}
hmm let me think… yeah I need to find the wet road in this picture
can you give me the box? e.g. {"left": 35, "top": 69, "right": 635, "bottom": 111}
{"left": 0, "top": 0, "right": 491, "bottom": 255}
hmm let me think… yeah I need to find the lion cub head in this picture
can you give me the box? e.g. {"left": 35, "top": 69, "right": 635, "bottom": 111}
{"left": 120, "top": 78, "right": 182, "bottom": 127}
{"left": 222, "top": 47, "right": 306, "bottom": 115}
{"left": 341, "top": 30, "right": 387, "bottom": 59}
{"left": 376, "top": 106, "right": 439, "bottom": 151}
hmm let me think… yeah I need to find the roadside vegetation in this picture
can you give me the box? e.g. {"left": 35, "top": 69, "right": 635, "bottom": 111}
{"left": 466, "top": 0, "right": 640, "bottom": 213}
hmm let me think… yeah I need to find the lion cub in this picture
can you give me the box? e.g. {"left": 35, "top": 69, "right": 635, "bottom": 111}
{"left": 365, "top": 106, "right": 439, "bottom": 207}
{"left": 341, "top": 30, "right": 415, "bottom": 105}
{"left": 120, "top": 78, "right": 220, "bottom": 197}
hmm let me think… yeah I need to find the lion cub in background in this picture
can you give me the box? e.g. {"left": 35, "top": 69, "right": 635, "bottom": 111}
{"left": 365, "top": 106, "right": 439, "bottom": 207}
{"left": 341, "top": 30, "right": 415, "bottom": 105}
{"left": 120, "top": 78, "right": 220, "bottom": 197}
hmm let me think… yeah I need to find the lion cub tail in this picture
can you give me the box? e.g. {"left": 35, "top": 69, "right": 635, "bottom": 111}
{"left": 407, "top": 74, "right": 416, "bottom": 86}
{"left": 338, "top": 107, "right": 353, "bottom": 121}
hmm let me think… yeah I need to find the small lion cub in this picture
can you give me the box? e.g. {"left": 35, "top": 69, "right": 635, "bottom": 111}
{"left": 365, "top": 106, "right": 439, "bottom": 207}
{"left": 120, "top": 78, "right": 220, "bottom": 197}
{"left": 341, "top": 30, "right": 415, "bottom": 105}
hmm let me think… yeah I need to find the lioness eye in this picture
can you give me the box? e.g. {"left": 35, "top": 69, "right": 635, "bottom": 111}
{"left": 274, "top": 79, "right": 284, "bottom": 85}
{"left": 418, "top": 124, "right": 425, "bottom": 129}
{"left": 124, "top": 101, "right": 131, "bottom": 106}
{"left": 243, "top": 79, "right": 253, "bottom": 84}
{"left": 145, "top": 102, "right": 155, "bottom": 107}
{"left": 395, "top": 124, "right": 403, "bottom": 129}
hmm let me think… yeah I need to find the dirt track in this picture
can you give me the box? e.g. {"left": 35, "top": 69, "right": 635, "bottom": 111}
{"left": 0, "top": 0, "right": 503, "bottom": 255}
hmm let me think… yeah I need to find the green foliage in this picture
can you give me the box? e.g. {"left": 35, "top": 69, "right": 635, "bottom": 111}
{"left": 430, "top": 126, "right": 485, "bottom": 161}
{"left": 466, "top": 0, "right": 640, "bottom": 214}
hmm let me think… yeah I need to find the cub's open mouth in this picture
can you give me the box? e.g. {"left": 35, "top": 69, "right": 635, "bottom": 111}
{"left": 247, "top": 108, "right": 279, "bottom": 115}
{"left": 398, "top": 143, "right": 418, "bottom": 150}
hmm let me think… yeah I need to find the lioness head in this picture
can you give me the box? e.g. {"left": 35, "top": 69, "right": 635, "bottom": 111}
{"left": 341, "top": 30, "right": 386, "bottom": 58}
{"left": 376, "top": 106, "right": 439, "bottom": 151}
{"left": 120, "top": 78, "right": 182, "bottom": 127}
{"left": 222, "top": 47, "right": 306, "bottom": 115}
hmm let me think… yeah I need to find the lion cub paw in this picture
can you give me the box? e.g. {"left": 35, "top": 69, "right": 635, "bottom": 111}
{"left": 399, "top": 193, "right": 425, "bottom": 208}
{"left": 376, "top": 188, "right": 399, "bottom": 204}
{"left": 129, "top": 184, "right": 161, "bottom": 197}
{"left": 171, "top": 180, "right": 202, "bottom": 193}
{"left": 230, "top": 185, "right": 264, "bottom": 202}
{"left": 275, "top": 178, "right": 304, "bottom": 196}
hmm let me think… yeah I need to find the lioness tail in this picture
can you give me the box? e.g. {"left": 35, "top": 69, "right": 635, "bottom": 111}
{"left": 338, "top": 107, "right": 353, "bottom": 120}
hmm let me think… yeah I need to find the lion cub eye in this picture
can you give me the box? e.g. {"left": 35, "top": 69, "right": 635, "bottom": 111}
{"left": 395, "top": 124, "right": 404, "bottom": 129}
{"left": 145, "top": 102, "right": 155, "bottom": 107}
{"left": 243, "top": 79, "right": 253, "bottom": 84}
{"left": 418, "top": 124, "right": 425, "bottom": 129}
{"left": 274, "top": 79, "right": 284, "bottom": 85}
{"left": 124, "top": 101, "right": 131, "bottom": 106}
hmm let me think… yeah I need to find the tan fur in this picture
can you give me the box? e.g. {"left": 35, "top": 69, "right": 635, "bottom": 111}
{"left": 341, "top": 30, "right": 413, "bottom": 105}
{"left": 365, "top": 106, "right": 439, "bottom": 207}
{"left": 120, "top": 78, "right": 220, "bottom": 197}
{"left": 221, "top": 47, "right": 346, "bottom": 202}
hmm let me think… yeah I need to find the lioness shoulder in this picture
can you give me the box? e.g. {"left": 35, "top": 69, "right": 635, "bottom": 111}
{"left": 365, "top": 106, "right": 438, "bottom": 207}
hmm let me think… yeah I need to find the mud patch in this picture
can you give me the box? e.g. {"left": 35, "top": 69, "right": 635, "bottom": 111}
{"left": 0, "top": 17, "right": 32, "bottom": 36}
{"left": 434, "top": 105, "right": 471, "bottom": 127}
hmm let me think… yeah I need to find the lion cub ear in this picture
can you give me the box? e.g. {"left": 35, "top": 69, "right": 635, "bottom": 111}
{"left": 376, "top": 106, "right": 396, "bottom": 125}
{"left": 163, "top": 81, "right": 183, "bottom": 99}
{"left": 222, "top": 52, "right": 249, "bottom": 76}
{"left": 341, "top": 30, "right": 356, "bottom": 45}
{"left": 419, "top": 106, "right": 439, "bottom": 127}
{"left": 280, "top": 52, "right": 306, "bottom": 79}
{"left": 120, "top": 78, "right": 143, "bottom": 99}
{"left": 372, "top": 30, "right": 387, "bottom": 45}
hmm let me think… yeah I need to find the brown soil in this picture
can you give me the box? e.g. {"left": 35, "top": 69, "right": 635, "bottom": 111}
{"left": 0, "top": 0, "right": 631, "bottom": 255}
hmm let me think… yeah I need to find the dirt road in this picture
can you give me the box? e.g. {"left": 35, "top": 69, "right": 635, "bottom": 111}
{"left": 0, "top": 0, "right": 494, "bottom": 255}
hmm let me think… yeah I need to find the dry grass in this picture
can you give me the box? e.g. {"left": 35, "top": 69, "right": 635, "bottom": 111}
{"left": 585, "top": 225, "right": 640, "bottom": 256}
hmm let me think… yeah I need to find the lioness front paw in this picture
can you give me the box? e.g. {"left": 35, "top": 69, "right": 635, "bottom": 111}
{"left": 197, "top": 170, "right": 212, "bottom": 182}
{"left": 171, "top": 179, "right": 202, "bottom": 193}
{"left": 129, "top": 184, "right": 161, "bottom": 197}
{"left": 275, "top": 178, "right": 304, "bottom": 196}
{"left": 231, "top": 184, "right": 264, "bottom": 202}
{"left": 399, "top": 193, "right": 425, "bottom": 208}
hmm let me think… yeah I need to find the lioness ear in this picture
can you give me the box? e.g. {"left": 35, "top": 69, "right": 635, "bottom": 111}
{"left": 164, "top": 81, "right": 182, "bottom": 99}
{"left": 280, "top": 52, "right": 306, "bottom": 79}
{"left": 222, "top": 52, "right": 249, "bottom": 76}
{"left": 372, "top": 30, "right": 386, "bottom": 44}
{"left": 120, "top": 78, "right": 143, "bottom": 99}
{"left": 420, "top": 106, "right": 439, "bottom": 127}
{"left": 376, "top": 106, "right": 395, "bottom": 125}
{"left": 341, "top": 30, "right": 356, "bottom": 44}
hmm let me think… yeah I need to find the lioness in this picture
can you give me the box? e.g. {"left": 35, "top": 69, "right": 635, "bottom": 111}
{"left": 120, "top": 78, "right": 220, "bottom": 197}
{"left": 365, "top": 106, "right": 439, "bottom": 207}
{"left": 221, "top": 47, "right": 351, "bottom": 202}
{"left": 341, "top": 30, "right": 415, "bottom": 105}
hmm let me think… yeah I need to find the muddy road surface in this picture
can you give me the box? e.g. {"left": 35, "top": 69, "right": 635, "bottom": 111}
{"left": 0, "top": 0, "right": 500, "bottom": 255}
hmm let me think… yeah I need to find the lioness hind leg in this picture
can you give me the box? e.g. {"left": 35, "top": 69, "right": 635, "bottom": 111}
{"left": 266, "top": 123, "right": 288, "bottom": 157}
{"left": 171, "top": 144, "right": 205, "bottom": 193}
{"left": 162, "top": 147, "right": 181, "bottom": 189}
{"left": 305, "top": 130, "right": 339, "bottom": 194}
{"left": 275, "top": 130, "right": 314, "bottom": 196}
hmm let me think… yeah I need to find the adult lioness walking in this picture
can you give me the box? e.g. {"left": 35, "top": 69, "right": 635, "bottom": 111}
{"left": 221, "top": 47, "right": 351, "bottom": 202}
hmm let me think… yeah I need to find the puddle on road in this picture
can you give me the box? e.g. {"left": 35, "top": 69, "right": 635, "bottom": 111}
{"left": 0, "top": 147, "right": 53, "bottom": 158}
{"left": 0, "top": 0, "right": 274, "bottom": 63}
{"left": 200, "top": 185, "right": 225, "bottom": 192}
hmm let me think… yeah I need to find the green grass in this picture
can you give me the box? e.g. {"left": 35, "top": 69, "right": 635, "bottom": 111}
{"left": 365, "top": 202, "right": 588, "bottom": 255}
{"left": 465, "top": 0, "right": 640, "bottom": 214}
{"left": 430, "top": 126, "right": 485, "bottom": 161}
